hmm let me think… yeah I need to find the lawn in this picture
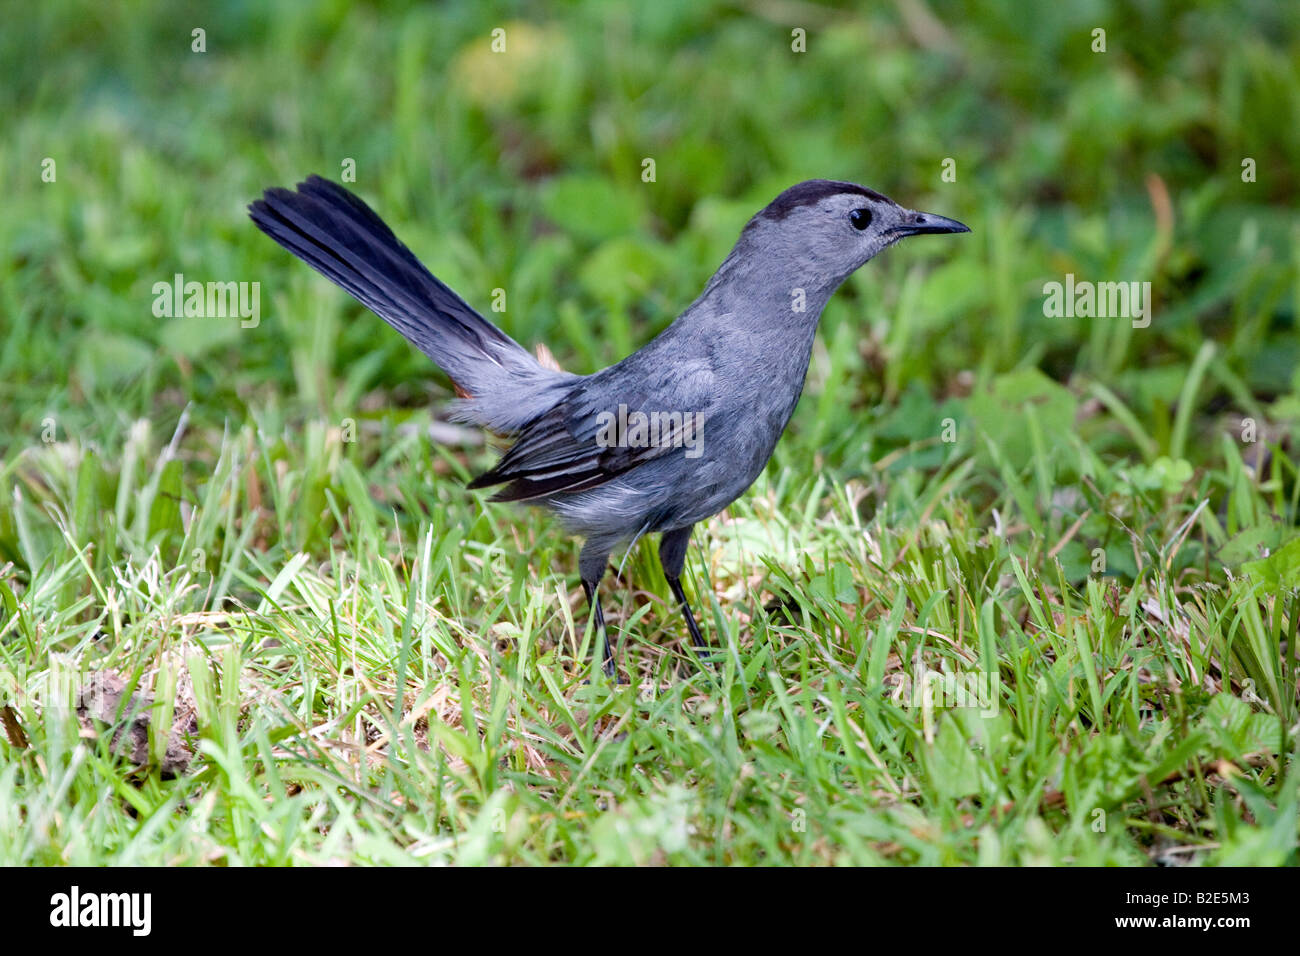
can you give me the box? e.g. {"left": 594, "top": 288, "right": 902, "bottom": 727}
{"left": 1, "top": 0, "right": 1298, "bottom": 865}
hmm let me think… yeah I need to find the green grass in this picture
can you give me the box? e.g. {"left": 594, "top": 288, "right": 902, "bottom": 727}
{"left": 1, "top": 0, "right": 1298, "bottom": 865}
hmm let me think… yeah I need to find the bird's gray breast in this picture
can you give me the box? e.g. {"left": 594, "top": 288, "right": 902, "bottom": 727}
{"left": 544, "top": 302, "right": 821, "bottom": 541}
{"left": 651, "top": 320, "right": 817, "bottom": 527}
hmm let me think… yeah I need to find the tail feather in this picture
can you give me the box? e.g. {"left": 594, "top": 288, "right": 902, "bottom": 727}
{"left": 249, "top": 175, "right": 532, "bottom": 395}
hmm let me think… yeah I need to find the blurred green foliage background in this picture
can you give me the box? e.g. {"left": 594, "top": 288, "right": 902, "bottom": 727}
{"left": 3, "top": 0, "right": 1297, "bottom": 471}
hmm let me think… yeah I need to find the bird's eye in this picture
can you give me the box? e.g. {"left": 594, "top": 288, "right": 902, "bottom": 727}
{"left": 849, "top": 208, "right": 873, "bottom": 231}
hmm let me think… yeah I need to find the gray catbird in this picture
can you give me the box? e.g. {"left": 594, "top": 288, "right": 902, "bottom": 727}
{"left": 250, "top": 176, "right": 969, "bottom": 677}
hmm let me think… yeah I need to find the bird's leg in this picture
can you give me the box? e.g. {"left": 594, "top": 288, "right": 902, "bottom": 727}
{"left": 579, "top": 544, "right": 618, "bottom": 680}
{"left": 580, "top": 578, "right": 616, "bottom": 679}
{"left": 666, "top": 576, "right": 707, "bottom": 649}
{"left": 658, "top": 525, "right": 713, "bottom": 662}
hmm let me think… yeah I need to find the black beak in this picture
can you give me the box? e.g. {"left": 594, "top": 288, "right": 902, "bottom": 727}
{"left": 895, "top": 210, "right": 971, "bottom": 237}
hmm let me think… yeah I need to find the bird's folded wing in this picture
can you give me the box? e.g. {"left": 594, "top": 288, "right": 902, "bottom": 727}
{"left": 468, "top": 359, "right": 715, "bottom": 501}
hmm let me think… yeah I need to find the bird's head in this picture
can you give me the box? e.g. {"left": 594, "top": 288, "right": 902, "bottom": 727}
{"left": 740, "top": 179, "right": 970, "bottom": 289}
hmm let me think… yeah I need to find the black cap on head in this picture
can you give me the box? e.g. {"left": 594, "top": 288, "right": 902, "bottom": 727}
{"left": 759, "top": 180, "right": 889, "bottom": 222}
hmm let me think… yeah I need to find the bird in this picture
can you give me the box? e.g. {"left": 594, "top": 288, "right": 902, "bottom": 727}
{"left": 249, "top": 176, "right": 969, "bottom": 679}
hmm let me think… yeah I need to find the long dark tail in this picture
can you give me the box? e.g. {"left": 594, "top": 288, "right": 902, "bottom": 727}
{"left": 249, "top": 176, "right": 538, "bottom": 398}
